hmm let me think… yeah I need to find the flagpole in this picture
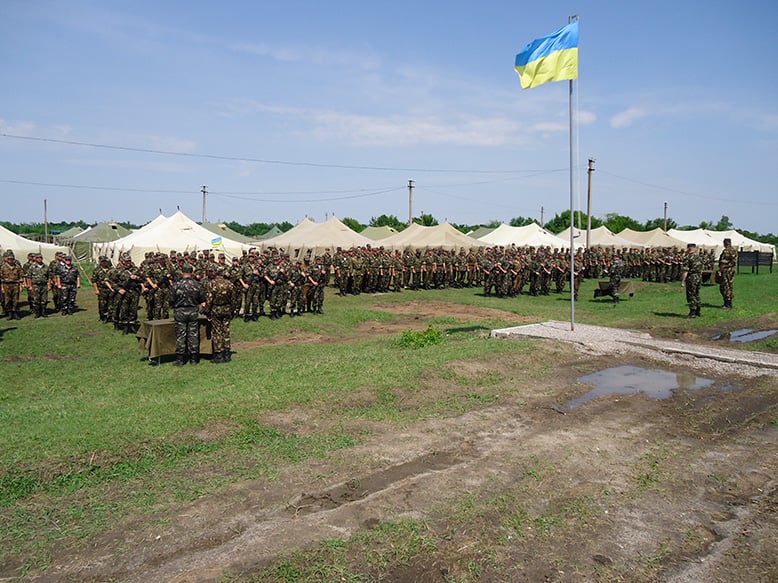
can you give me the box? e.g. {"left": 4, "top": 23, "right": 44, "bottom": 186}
{"left": 568, "top": 15, "right": 577, "bottom": 332}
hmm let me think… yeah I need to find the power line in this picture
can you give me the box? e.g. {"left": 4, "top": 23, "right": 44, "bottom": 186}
{"left": 598, "top": 169, "right": 778, "bottom": 206}
{"left": 0, "top": 132, "right": 553, "bottom": 175}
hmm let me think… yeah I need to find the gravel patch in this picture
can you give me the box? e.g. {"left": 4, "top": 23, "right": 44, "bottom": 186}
{"left": 492, "top": 320, "right": 778, "bottom": 378}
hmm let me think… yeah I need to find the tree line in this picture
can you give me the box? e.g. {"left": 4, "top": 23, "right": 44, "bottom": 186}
{"left": 2, "top": 213, "right": 776, "bottom": 247}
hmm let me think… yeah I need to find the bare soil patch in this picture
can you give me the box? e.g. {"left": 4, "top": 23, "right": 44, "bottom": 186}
{"left": 16, "top": 301, "right": 778, "bottom": 583}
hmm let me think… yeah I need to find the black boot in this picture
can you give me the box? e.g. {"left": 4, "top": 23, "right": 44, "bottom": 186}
{"left": 695, "top": 308, "right": 701, "bottom": 317}
{"left": 686, "top": 310, "right": 697, "bottom": 319}
{"left": 613, "top": 297, "right": 619, "bottom": 304}
{"left": 211, "top": 351, "right": 224, "bottom": 364}
{"left": 223, "top": 350, "right": 231, "bottom": 362}
{"left": 175, "top": 354, "right": 186, "bottom": 366}
{"left": 189, "top": 353, "right": 200, "bottom": 365}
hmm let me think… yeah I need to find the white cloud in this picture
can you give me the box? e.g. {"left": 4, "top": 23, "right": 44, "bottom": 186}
{"left": 230, "top": 42, "right": 380, "bottom": 70}
{"left": 610, "top": 107, "right": 650, "bottom": 128}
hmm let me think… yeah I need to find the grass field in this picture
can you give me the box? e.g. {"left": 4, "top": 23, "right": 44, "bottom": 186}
{"left": 1, "top": 269, "right": 776, "bottom": 580}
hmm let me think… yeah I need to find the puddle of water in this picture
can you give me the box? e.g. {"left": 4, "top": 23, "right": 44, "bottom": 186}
{"left": 714, "top": 328, "right": 778, "bottom": 343}
{"left": 564, "top": 365, "right": 715, "bottom": 410}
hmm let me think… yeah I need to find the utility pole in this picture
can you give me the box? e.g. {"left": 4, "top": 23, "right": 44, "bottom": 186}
{"left": 663, "top": 201, "right": 668, "bottom": 231}
{"left": 540, "top": 206, "right": 545, "bottom": 227}
{"left": 586, "top": 158, "right": 595, "bottom": 248}
{"left": 407, "top": 179, "right": 414, "bottom": 226}
{"left": 44, "top": 199, "right": 48, "bottom": 242}
{"left": 201, "top": 185, "right": 208, "bottom": 223}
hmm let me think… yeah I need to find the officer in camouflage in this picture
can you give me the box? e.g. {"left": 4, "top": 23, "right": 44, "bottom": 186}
{"left": 170, "top": 263, "right": 205, "bottom": 365}
{"left": 203, "top": 265, "right": 235, "bottom": 363}
{"left": 717, "top": 237, "right": 737, "bottom": 309}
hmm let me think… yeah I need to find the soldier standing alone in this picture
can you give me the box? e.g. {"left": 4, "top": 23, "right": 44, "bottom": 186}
{"left": 681, "top": 243, "right": 704, "bottom": 318}
{"left": 170, "top": 263, "right": 205, "bottom": 365}
{"left": 717, "top": 238, "right": 737, "bottom": 309}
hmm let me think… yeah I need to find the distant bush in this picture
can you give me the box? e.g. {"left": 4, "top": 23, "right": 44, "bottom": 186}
{"left": 397, "top": 325, "right": 444, "bottom": 349}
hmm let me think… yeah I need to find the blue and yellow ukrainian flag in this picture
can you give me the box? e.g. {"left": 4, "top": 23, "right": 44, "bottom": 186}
{"left": 211, "top": 236, "right": 223, "bottom": 246}
{"left": 515, "top": 21, "right": 578, "bottom": 89}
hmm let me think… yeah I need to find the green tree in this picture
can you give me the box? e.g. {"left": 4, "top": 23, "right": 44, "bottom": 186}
{"left": 644, "top": 217, "right": 678, "bottom": 231}
{"left": 341, "top": 217, "right": 365, "bottom": 232}
{"left": 413, "top": 213, "right": 439, "bottom": 227}
{"left": 603, "top": 213, "right": 642, "bottom": 234}
{"left": 369, "top": 214, "right": 406, "bottom": 231}
{"left": 509, "top": 216, "right": 538, "bottom": 227}
{"left": 543, "top": 211, "right": 601, "bottom": 234}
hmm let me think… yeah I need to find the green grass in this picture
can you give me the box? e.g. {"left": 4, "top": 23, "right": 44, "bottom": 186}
{"left": 1, "top": 270, "right": 777, "bottom": 574}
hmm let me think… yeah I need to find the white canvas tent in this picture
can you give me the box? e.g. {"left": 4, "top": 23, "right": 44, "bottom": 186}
{"left": 695, "top": 229, "right": 774, "bottom": 255}
{"left": 259, "top": 217, "right": 373, "bottom": 250}
{"left": 616, "top": 228, "right": 688, "bottom": 249}
{"left": 665, "top": 229, "right": 722, "bottom": 254}
{"left": 477, "top": 223, "right": 568, "bottom": 248}
{"left": 0, "top": 224, "right": 69, "bottom": 262}
{"left": 557, "top": 226, "right": 643, "bottom": 249}
{"left": 382, "top": 222, "right": 488, "bottom": 250}
{"left": 100, "top": 211, "right": 250, "bottom": 264}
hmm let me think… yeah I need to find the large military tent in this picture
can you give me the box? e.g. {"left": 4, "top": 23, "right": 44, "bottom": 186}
{"left": 259, "top": 217, "right": 373, "bottom": 251}
{"left": 664, "top": 229, "right": 722, "bottom": 254}
{"left": 201, "top": 221, "right": 254, "bottom": 244}
{"left": 477, "top": 223, "right": 568, "bottom": 248}
{"left": 361, "top": 225, "right": 399, "bottom": 240}
{"left": 100, "top": 211, "right": 250, "bottom": 264}
{"left": 681, "top": 229, "right": 774, "bottom": 255}
{"left": 67, "top": 222, "right": 131, "bottom": 261}
{"left": 616, "top": 228, "right": 688, "bottom": 249}
{"left": 557, "top": 226, "right": 642, "bottom": 249}
{"left": 0, "top": 224, "right": 69, "bottom": 262}
{"left": 254, "top": 225, "right": 284, "bottom": 241}
{"left": 382, "top": 222, "right": 488, "bottom": 250}
{"left": 53, "top": 226, "right": 84, "bottom": 244}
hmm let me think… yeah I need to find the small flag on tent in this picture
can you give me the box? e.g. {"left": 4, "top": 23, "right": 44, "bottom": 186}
{"left": 211, "top": 236, "right": 223, "bottom": 246}
{"left": 514, "top": 21, "right": 579, "bottom": 89}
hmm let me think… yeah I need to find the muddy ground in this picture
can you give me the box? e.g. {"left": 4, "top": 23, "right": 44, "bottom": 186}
{"left": 26, "top": 301, "right": 778, "bottom": 582}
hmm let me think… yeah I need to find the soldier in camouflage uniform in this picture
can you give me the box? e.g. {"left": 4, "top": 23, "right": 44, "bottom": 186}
{"left": 203, "top": 266, "right": 235, "bottom": 363}
{"left": 26, "top": 253, "right": 51, "bottom": 318}
{"left": 115, "top": 254, "right": 143, "bottom": 333}
{"left": 717, "top": 238, "right": 737, "bottom": 309}
{"left": 681, "top": 243, "right": 704, "bottom": 318}
{"left": 288, "top": 260, "right": 305, "bottom": 316}
{"left": 1, "top": 250, "right": 24, "bottom": 319}
{"left": 56, "top": 255, "right": 81, "bottom": 315}
{"left": 266, "top": 256, "right": 289, "bottom": 319}
{"left": 170, "top": 263, "right": 205, "bottom": 365}
{"left": 606, "top": 254, "right": 624, "bottom": 304}
{"left": 91, "top": 256, "right": 113, "bottom": 322}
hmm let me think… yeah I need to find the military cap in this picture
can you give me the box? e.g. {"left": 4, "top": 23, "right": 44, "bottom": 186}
{"left": 181, "top": 263, "right": 194, "bottom": 273}
{"left": 4, "top": 250, "right": 15, "bottom": 258}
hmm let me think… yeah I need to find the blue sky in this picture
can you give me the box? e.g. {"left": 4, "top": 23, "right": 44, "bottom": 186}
{"left": 2, "top": 0, "right": 777, "bottom": 234}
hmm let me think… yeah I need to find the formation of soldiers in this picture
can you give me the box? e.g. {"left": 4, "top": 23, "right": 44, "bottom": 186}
{"left": 1, "top": 243, "right": 719, "bottom": 325}
{"left": 0, "top": 250, "right": 82, "bottom": 320}
{"left": 89, "top": 248, "right": 330, "bottom": 333}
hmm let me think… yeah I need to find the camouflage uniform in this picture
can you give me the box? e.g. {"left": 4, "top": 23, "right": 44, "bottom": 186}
{"left": 203, "top": 269, "right": 235, "bottom": 362}
{"left": 27, "top": 254, "right": 50, "bottom": 318}
{"left": 717, "top": 240, "right": 737, "bottom": 308}
{"left": 170, "top": 266, "right": 205, "bottom": 365}
{"left": 91, "top": 257, "right": 113, "bottom": 322}
{"left": 1, "top": 251, "right": 24, "bottom": 319}
{"left": 607, "top": 257, "right": 624, "bottom": 303}
{"left": 682, "top": 245, "right": 704, "bottom": 318}
{"left": 56, "top": 257, "right": 81, "bottom": 315}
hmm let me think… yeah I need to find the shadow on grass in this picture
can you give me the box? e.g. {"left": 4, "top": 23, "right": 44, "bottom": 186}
{"left": 0, "top": 326, "right": 18, "bottom": 341}
{"left": 445, "top": 325, "right": 491, "bottom": 334}
{"left": 652, "top": 311, "right": 690, "bottom": 319}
